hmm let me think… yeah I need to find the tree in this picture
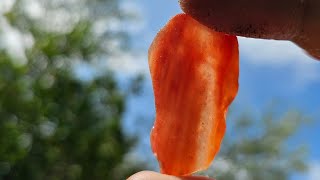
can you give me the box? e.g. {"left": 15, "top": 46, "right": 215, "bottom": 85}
{"left": 0, "top": 0, "right": 145, "bottom": 179}
{"left": 200, "top": 107, "right": 309, "bottom": 180}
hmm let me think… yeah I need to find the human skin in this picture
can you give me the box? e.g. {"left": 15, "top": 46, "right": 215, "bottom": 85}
{"left": 129, "top": 0, "right": 320, "bottom": 179}
{"left": 180, "top": 0, "right": 320, "bottom": 59}
{"left": 128, "top": 171, "right": 214, "bottom": 180}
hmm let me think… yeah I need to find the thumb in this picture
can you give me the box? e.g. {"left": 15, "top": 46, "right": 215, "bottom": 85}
{"left": 292, "top": 0, "right": 320, "bottom": 59}
{"left": 128, "top": 171, "right": 214, "bottom": 180}
{"left": 179, "top": 0, "right": 320, "bottom": 60}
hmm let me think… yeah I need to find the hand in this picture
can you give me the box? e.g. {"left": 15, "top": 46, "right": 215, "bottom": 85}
{"left": 179, "top": 0, "right": 320, "bottom": 60}
{"left": 128, "top": 171, "right": 214, "bottom": 180}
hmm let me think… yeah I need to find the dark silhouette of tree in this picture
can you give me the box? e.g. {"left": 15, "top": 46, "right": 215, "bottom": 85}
{"left": 200, "top": 107, "right": 309, "bottom": 180}
{"left": 0, "top": 0, "right": 146, "bottom": 179}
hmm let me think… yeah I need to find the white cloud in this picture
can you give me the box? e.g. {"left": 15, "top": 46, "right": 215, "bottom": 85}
{"left": 239, "top": 37, "right": 314, "bottom": 66}
{"left": 235, "top": 169, "right": 251, "bottom": 180}
{"left": 211, "top": 158, "right": 233, "bottom": 173}
{"left": 0, "top": 0, "right": 15, "bottom": 14}
{"left": 120, "top": 0, "right": 142, "bottom": 18}
{"left": 0, "top": 18, "right": 34, "bottom": 66}
{"left": 93, "top": 0, "right": 145, "bottom": 35}
{"left": 106, "top": 52, "right": 149, "bottom": 76}
{"left": 239, "top": 37, "right": 320, "bottom": 86}
{"left": 24, "top": 0, "right": 45, "bottom": 19}
{"left": 119, "top": 0, "right": 146, "bottom": 35}
{"left": 307, "top": 162, "right": 320, "bottom": 180}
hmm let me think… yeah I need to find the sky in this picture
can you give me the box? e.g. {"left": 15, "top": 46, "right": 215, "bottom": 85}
{"left": 1, "top": 0, "right": 319, "bottom": 179}
{"left": 119, "top": 0, "right": 320, "bottom": 179}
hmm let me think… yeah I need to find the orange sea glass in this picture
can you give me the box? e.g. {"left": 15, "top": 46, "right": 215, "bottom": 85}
{"left": 149, "top": 14, "right": 239, "bottom": 176}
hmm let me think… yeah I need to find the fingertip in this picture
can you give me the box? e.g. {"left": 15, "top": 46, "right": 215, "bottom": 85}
{"left": 127, "top": 171, "right": 156, "bottom": 180}
{"left": 293, "top": 41, "right": 320, "bottom": 60}
{"left": 127, "top": 171, "right": 177, "bottom": 180}
{"left": 293, "top": 0, "right": 320, "bottom": 60}
{"left": 128, "top": 171, "right": 215, "bottom": 180}
{"left": 179, "top": 0, "right": 305, "bottom": 40}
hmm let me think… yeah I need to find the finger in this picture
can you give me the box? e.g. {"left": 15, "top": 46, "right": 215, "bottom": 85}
{"left": 128, "top": 171, "right": 214, "bottom": 180}
{"left": 180, "top": 0, "right": 320, "bottom": 60}
{"left": 179, "top": 0, "right": 305, "bottom": 40}
{"left": 292, "top": 0, "right": 320, "bottom": 59}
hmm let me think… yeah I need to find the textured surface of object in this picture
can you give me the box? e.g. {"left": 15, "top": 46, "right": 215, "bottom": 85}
{"left": 149, "top": 14, "right": 239, "bottom": 176}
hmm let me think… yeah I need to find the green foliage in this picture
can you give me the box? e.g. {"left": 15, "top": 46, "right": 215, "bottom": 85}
{"left": 0, "top": 1, "right": 309, "bottom": 180}
{"left": 0, "top": 0, "right": 146, "bottom": 179}
{"left": 201, "top": 107, "right": 309, "bottom": 180}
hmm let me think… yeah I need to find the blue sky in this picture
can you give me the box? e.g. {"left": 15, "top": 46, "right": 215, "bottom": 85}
{"left": 2, "top": 0, "right": 318, "bottom": 178}
{"left": 119, "top": 0, "right": 320, "bottom": 179}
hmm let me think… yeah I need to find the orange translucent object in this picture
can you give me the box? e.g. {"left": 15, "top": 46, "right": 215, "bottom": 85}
{"left": 149, "top": 14, "right": 239, "bottom": 176}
